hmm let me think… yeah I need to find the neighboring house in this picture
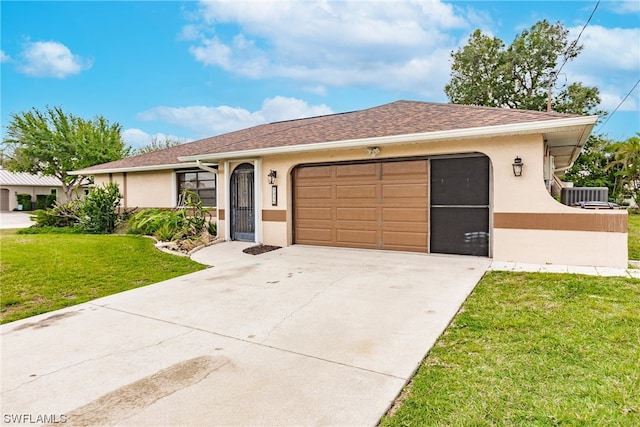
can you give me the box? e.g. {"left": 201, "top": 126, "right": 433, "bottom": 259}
{"left": 72, "top": 101, "right": 628, "bottom": 268}
{"left": 0, "top": 167, "right": 64, "bottom": 211}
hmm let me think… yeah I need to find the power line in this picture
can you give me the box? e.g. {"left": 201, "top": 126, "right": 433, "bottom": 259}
{"left": 556, "top": 0, "right": 600, "bottom": 76}
{"left": 597, "top": 79, "right": 640, "bottom": 132}
{"left": 547, "top": 0, "right": 600, "bottom": 111}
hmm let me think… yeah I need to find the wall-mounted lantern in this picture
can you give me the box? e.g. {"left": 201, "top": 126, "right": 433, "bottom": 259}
{"left": 366, "top": 147, "right": 380, "bottom": 157}
{"left": 267, "top": 169, "right": 277, "bottom": 185}
{"left": 512, "top": 156, "right": 524, "bottom": 177}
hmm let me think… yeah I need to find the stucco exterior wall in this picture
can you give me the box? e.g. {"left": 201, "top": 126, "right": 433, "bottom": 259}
{"left": 90, "top": 133, "right": 627, "bottom": 268}
{"left": 0, "top": 185, "right": 63, "bottom": 211}
{"left": 94, "top": 171, "right": 176, "bottom": 208}
{"left": 255, "top": 134, "right": 626, "bottom": 268}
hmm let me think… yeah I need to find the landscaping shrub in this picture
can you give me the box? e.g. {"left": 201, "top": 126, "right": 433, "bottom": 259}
{"left": 78, "top": 183, "right": 124, "bottom": 233}
{"left": 128, "top": 190, "right": 214, "bottom": 242}
{"left": 154, "top": 222, "right": 179, "bottom": 241}
{"left": 28, "top": 183, "right": 131, "bottom": 234}
{"left": 16, "top": 194, "right": 32, "bottom": 211}
{"left": 29, "top": 199, "right": 82, "bottom": 228}
{"left": 129, "top": 209, "right": 185, "bottom": 239}
{"left": 207, "top": 220, "right": 217, "bottom": 236}
{"left": 34, "top": 194, "right": 55, "bottom": 210}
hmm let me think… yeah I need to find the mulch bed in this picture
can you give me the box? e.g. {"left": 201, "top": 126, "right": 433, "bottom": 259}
{"left": 243, "top": 244, "right": 282, "bottom": 255}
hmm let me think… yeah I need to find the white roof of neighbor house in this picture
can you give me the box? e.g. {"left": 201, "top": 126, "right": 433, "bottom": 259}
{"left": 0, "top": 167, "right": 63, "bottom": 187}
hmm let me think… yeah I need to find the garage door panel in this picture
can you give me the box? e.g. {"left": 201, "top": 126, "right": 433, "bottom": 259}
{"left": 337, "top": 184, "right": 378, "bottom": 199}
{"left": 335, "top": 163, "right": 378, "bottom": 178}
{"left": 337, "top": 207, "right": 377, "bottom": 221}
{"left": 382, "top": 183, "right": 428, "bottom": 199}
{"left": 296, "top": 207, "right": 332, "bottom": 220}
{"left": 296, "top": 227, "right": 333, "bottom": 243}
{"left": 383, "top": 207, "right": 428, "bottom": 222}
{"left": 296, "top": 185, "right": 332, "bottom": 199}
{"left": 337, "top": 229, "right": 378, "bottom": 246}
{"left": 296, "top": 165, "right": 333, "bottom": 179}
{"left": 382, "top": 231, "right": 428, "bottom": 248}
{"left": 382, "top": 160, "right": 428, "bottom": 177}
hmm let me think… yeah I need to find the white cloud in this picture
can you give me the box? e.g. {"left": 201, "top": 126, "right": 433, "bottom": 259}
{"left": 0, "top": 50, "right": 10, "bottom": 63}
{"left": 137, "top": 96, "right": 334, "bottom": 137}
{"left": 122, "top": 128, "right": 190, "bottom": 149}
{"left": 18, "top": 41, "right": 92, "bottom": 78}
{"left": 184, "top": 0, "right": 468, "bottom": 94}
{"left": 564, "top": 25, "right": 640, "bottom": 112}
{"left": 608, "top": 0, "right": 640, "bottom": 14}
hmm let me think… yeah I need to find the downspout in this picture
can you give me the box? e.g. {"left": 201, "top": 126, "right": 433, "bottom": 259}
{"left": 254, "top": 159, "right": 262, "bottom": 244}
{"left": 196, "top": 159, "right": 220, "bottom": 235}
{"left": 195, "top": 159, "right": 217, "bottom": 175}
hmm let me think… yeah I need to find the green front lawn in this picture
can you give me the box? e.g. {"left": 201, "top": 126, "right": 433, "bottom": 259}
{"left": 628, "top": 214, "right": 640, "bottom": 261}
{"left": 381, "top": 271, "right": 640, "bottom": 426}
{"left": 0, "top": 231, "right": 205, "bottom": 323}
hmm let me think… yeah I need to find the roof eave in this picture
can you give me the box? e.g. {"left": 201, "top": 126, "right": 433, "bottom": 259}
{"left": 178, "top": 115, "right": 599, "bottom": 162}
{"left": 68, "top": 162, "right": 218, "bottom": 176}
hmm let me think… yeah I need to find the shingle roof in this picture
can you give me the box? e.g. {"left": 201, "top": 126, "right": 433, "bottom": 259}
{"left": 0, "top": 168, "right": 63, "bottom": 187}
{"left": 81, "top": 100, "right": 583, "bottom": 173}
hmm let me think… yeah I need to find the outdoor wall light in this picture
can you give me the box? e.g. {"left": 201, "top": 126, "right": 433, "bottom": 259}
{"left": 366, "top": 147, "right": 380, "bottom": 157}
{"left": 512, "top": 156, "right": 524, "bottom": 177}
{"left": 267, "top": 169, "right": 277, "bottom": 184}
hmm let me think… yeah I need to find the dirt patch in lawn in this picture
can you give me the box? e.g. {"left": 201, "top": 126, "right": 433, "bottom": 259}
{"left": 243, "top": 244, "right": 282, "bottom": 255}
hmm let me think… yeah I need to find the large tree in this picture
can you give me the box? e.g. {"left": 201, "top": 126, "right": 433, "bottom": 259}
{"left": 131, "top": 135, "right": 183, "bottom": 156}
{"left": 445, "top": 20, "right": 601, "bottom": 115}
{"left": 2, "top": 106, "right": 129, "bottom": 201}
{"left": 608, "top": 133, "right": 640, "bottom": 206}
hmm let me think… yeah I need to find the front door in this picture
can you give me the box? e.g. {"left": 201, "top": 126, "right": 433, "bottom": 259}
{"left": 231, "top": 163, "right": 255, "bottom": 241}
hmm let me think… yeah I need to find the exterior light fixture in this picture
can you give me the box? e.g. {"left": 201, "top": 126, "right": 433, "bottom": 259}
{"left": 512, "top": 156, "right": 524, "bottom": 177}
{"left": 366, "top": 147, "right": 380, "bottom": 157}
{"left": 267, "top": 169, "right": 277, "bottom": 185}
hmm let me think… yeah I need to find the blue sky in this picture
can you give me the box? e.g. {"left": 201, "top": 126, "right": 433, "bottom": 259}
{"left": 1, "top": 0, "right": 639, "bottom": 149}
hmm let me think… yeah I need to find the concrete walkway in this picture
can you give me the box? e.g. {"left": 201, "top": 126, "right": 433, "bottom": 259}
{"left": 490, "top": 261, "right": 640, "bottom": 278}
{"left": 1, "top": 244, "right": 490, "bottom": 426}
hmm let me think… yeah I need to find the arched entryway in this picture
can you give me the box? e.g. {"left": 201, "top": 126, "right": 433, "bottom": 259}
{"left": 230, "top": 163, "right": 255, "bottom": 241}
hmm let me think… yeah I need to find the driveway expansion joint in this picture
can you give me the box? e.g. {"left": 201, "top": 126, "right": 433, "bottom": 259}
{"left": 2, "top": 326, "right": 195, "bottom": 394}
{"left": 260, "top": 276, "right": 345, "bottom": 345}
{"left": 91, "top": 303, "right": 407, "bottom": 381}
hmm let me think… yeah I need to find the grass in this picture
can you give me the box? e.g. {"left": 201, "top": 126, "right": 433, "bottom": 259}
{"left": 380, "top": 271, "right": 640, "bottom": 426}
{"left": 0, "top": 230, "right": 205, "bottom": 323}
{"left": 628, "top": 214, "right": 640, "bottom": 261}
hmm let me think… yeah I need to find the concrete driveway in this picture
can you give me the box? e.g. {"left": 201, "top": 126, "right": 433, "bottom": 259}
{"left": 0, "top": 212, "right": 34, "bottom": 229}
{"left": 1, "top": 244, "right": 490, "bottom": 426}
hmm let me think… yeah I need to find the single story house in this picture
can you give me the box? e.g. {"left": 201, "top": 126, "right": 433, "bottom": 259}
{"left": 0, "top": 167, "right": 64, "bottom": 211}
{"left": 72, "top": 101, "right": 628, "bottom": 268}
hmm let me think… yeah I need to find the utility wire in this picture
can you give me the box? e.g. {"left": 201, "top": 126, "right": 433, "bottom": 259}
{"left": 597, "top": 79, "right": 640, "bottom": 132}
{"left": 556, "top": 0, "right": 600, "bottom": 76}
{"left": 547, "top": 0, "right": 599, "bottom": 111}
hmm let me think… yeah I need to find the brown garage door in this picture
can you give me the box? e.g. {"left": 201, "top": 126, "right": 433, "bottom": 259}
{"left": 293, "top": 159, "right": 429, "bottom": 252}
{"left": 0, "top": 189, "right": 9, "bottom": 211}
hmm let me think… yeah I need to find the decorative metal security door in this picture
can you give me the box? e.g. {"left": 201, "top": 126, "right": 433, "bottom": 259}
{"left": 231, "top": 163, "right": 255, "bottom": 241}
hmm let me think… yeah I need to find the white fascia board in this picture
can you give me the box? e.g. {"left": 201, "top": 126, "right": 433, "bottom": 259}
{"left": 178, "top": 115, "right": 598, "bottom": 162}
{"left": 68, "top": 162, "right": 218, "bottom": 176}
